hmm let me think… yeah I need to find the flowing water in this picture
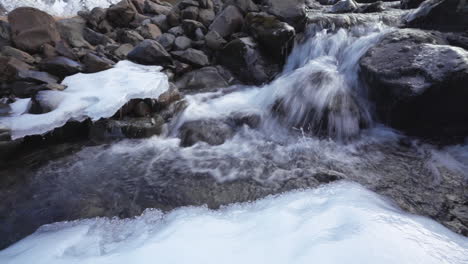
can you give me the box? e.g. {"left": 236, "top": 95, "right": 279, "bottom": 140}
{"left": 0, "top": 3, "right": 467, "bottom": 262}
{"left": 1, "top": 0, "right": 120, "bottom": 16}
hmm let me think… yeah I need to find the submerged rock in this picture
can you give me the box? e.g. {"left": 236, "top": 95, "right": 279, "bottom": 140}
{"left": 178, "top": 119, "right": 235, "bottom": 147}
{"left": 176, "top": 66, "right": 234, "bottom": 91}
{"left": 360, "top": 29, "right": 468, "bottom": 138}
{"left": 90, "top": 116, "right": 165, "bottom": 141}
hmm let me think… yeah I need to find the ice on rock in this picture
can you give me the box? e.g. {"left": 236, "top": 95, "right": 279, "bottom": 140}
{"left": 0, "top": 61, "right": 169, "bottom": 139}
{"left": 0, "top": 182, "right": 467, "bottom": 264}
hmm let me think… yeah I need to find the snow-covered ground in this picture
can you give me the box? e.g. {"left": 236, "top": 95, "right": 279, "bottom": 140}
{"left": 0, "top": 182, "right": 466, "bottom": 264}
{"left": 0, "top": 61, "right": 169, "bottom": 139}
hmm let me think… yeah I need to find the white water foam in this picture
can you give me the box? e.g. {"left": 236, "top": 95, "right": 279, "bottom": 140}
{"left": 0, "top": 182, "right": 466, "bottom": 264}
{"left": 0, "top": 61, "right": 169, "bottom": 139}
{"left": 1, "top": 0, "right": 120, "bottom": 16}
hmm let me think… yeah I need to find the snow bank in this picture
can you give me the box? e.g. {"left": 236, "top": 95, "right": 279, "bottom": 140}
{"left": 2, "top": 0, "right": 120, "bottom": 17}
{"left": 0, "top": 61, "right": 169, "bottom": 139}
{"left": 0, "top": 182, "right": 466, "bottom": 264}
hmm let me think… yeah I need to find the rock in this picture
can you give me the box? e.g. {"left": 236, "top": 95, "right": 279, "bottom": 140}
{"left": 209, "top": 5, "right": 244, "bottom": 38}
{"left": 0, "top": 21, "right": 11, "bottom": 47}
{"left": 83, "top": 28, "right": 115, "bottom": 46}
{"left": 229, "top": 112, "right": 261, "bottom": 128}
{"left": 244, "top": 12, "right": 295, "bottom": 63}
{"left": 404, "top": 0, "right": 468, "bottom": 32}
{"left": 83, "top": 53, "right": 115, "bottom": 73}
{"left": 357, "top": 1, "right": 385, "bottom": 13}
{"left": 10, "top": 81, "right": 65, "bottom": 98}
{"left": 174, "top": 60, "right": 193, "bottom": 75}
{"left": 157, "top": 84, "right": 182, "bottom": 108}
{"left": 174, "top": 36, "right": 192, "bottom": 50}
{"left": 181, "top": 6, "right": 200, "bottom": 20}
{"left": 39, "top": 56, "right": 84, "bottom": 79}
{"left": 0, "top": 56, "right": 32, "bottom": 82}
{"left": 330, "top": 0, "right": 358, "bottom": 13}
{"left": 198, "top": 8, "right": 216, "bottom": 27}
{"left": 171, "top": 48, "right": 209, "bottom": 67}
{"left": 80, "top": 7, "right": 106, "bottom": 29}
{"left": 117, "top": 29, "right": 145, "bottom": 46}
{"left": 223, "top": 0, "right": 259, "bottom": 13}
{"left": 0, "top": 46, "right": 35, "bottom": 64}
{"left": 219, "top": 37, "right": 275, "bottom": 85}
{"left": 359, "top": 29, "right": 468, "bottom": 138}
{"left": 179, "top": 0, "right": 200, "bottom": 9}
{"left": 131, "top": 0, "right": 146, "bottom": 13}
{"left": 97, "top": 19, "right": 114, "bottom": 34}
{"left": 107, "top": 0, "right": 138, "bottom": 28}
{"left": 168, "top": 26, "right": 186, "bottom": 36}
{"left": 16, "top": 70, "right": 59, "bottom": 84}
{"left": 90, "top": 116, "right": 165, "bottom": 140}
{"left": 156, "top": 33, "right": 176, "bottom": 50}
{"left": 134, "top": 101, "right": 152, "bottom": 117}
{"left": 178, "top": 119, "right": 234, "bottom": 147}
{"left": 145, "top": 1, "right": 172, "bottom": 15}
{"left": 127, "top": 39, "right": 173, "bottom": 65}
{"left": 56, "top": 17, "right": 92, "bottom": 49}
{"left": 150, "top": 15, "right": 170, "bottom": 32}
{"left": 137, "top": 23, "right": 163, "bottom": 39}
{"left": 205, "top": 30, "right": 227, "bottom": 50}
{"left": 181, "top": 19, "right": 207, "bottom": 38}
{"left": 401, "top": 0, "right": 425, "bottom": 9}
{"left": 175, "top": 66, "right": 233, "bottom": 90}
{"left": 0, "top": 103, "right": 11, "bottom": 116}
{"left": 113, "top": 43, "right": 134, "bottom": 59}
{"left": 263, "top": 0, "right": 307, "bottom": 30}
{"left": 167, "top": 7, "right": 181, "bottom": 27}
{"left": 8, "top": 7, "right": 61, "bottom": 52}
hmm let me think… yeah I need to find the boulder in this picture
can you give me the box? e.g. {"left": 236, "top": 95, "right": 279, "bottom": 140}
{"left": 150, "top": 15, "right": 170, "bottom": 32}
{"left": 167, "top": 7, "right": 181, "bottom": 27}
{"left": 168, "top": 26, "right": 186, "bottom": 36}
{"left": 112, "top": 43, "right": 134, "bottom": 59}
{"left": 79, "top": 7, "right": 106, "bottom": 30}
{"left": 145, "top": 0, "right": 172, "bottom": 15}
{"left": 205, "top": 30, "right": 227, "bottom": 50}
{"left": 39, "top": 56, "right": 84, "bottom": 79}
{"left": 181, "top": 19, "right": 207, "bottom": 38}
{"left": 117, "top": 29, "right": 145, "bottom": 46}
{"left": 219, "top": 37, "right": 276, "bottom": 85}
{"left": 56, "top": 17, "right": 92, "bottom": 49}
{"left": 174, "top": 36, "right": 192, "bottom": 50}
{"left": 404, "top": 0, "right": 468, "bottom": 32}
{"left": 171, "top": 48, "right": 209, "bottom": 67}
{"left": 0, "top": 46, "right": 35, "bottom": 64}
{"left": 263, "top": 0, "right": 307, "bottom": 30}
{"left": 156, "top": 33, "right": 176, "bottom": 50}
{"left": 16, "top": 70, "right": 59, "bottom": 84}
{"left": 175, "top": 66, "right": 233, "bottom": 90}
{"left": 83, "top": 53, "right": 115, "bottom": 73}
{"left": 198, "top": 8, "right": 216, "bottom": 27}
{"left": 8, "top": 7, "right": 61, "bottom": 52}
{"left": 181, "top": 6, "right": 199, "bottom": 20}
{"left": 0, "top": 21, "right": 11, "bottom": 47}
{"left": 401, "top": 0, "right": 425, "bottom": 9}
{"left": 90, "top": 116, "right": 165, "bottom": 140}
{"left": 357, "top": 1, "right": 385, "bottom": 13}
{"left": 137, "top": 23, "right": 162, "bottom": 39}
{"left": 209, "top": 5, "right": 244, "bottom": 38}
{"left": 178, "top": 119, "right": 235, "bottom": 147}
{"left": 223, "top": 0, "right": 259, "bottom": 13}
{"left": 0, "top": 56, "right": 32, "bottom": 82}
{"left": 83, "top": 28, "right": 115, "bottom": 46}
{"left": 359, "top": 29, "right": 468, "bottom": 138}
{"left": 127, "top": 39, "right": 173, "bottom": 65}
{"left": 244, "top": 12, "right": 295, "bottom": 63}
{"left": 107, "top": 0, "right": 138, "bottom": 28}
{"left": 10, "top": 81, "right": 65, "bottom": 98}
{"left": 330, "top": 0, "right": 358, "bottom": 13}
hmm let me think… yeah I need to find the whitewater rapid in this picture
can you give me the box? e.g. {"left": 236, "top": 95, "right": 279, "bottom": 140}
{"left": 1, "top": 0, "right": 120, "bottom": 16}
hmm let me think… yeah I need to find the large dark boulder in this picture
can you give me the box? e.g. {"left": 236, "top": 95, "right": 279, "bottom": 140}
{"left": 8, "top": 7, "right": 61, "bottom": 52}
{"left": 0, "top": 56, "right": 32, "bottom": 82}
{"left": 359, "top": 29, "right": 468, "bottom": 138}
{"left": 219, "top": 37, "right": 277, "bottom": 85}
{"left": 404, "top": 0, "right": 468, "bottom": 32}
{"left": 39, "top": 56, "right": 84, "bottom": 79}
{"left": 178, "top": 119, "right": 235, "bottom": 147}
{"left": 175, "top": 66, "right": 234, "bottom": 91}
{"left": 263, "top": 0, "right": 307, "bottom": 30}
{"left": 1, "top": 46, "right": 35, "bottom": 64}
{"left": 82, "top": 53, "right": 115, "bottom": 73}
{"left": 171, "top": 48, "right": 209, "bottom": 67}
{"left": 244, "top": 12, "right": 295, "bottom": 63}
{"left": 209, "top": 5, "right": 244, "bottom": 38}
{"left": 106, "top": 0, "right": 138, "bottom": 28}
{"left": 127, "top": 39, "right": 173, "bottom": 66}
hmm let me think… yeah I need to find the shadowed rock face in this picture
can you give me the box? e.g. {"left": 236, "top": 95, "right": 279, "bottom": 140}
{"left": 404, "top": 0, "right": 468, "bottom": 31}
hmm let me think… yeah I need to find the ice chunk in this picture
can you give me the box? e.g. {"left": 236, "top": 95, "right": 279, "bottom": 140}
{"left": 0, "top": 182, "right": 466, "bottom": 264}
{"left": 0, "top": 61, "right": 169, "bottom": 139}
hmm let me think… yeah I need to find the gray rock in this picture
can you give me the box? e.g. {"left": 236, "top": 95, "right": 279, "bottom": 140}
{"left": 174, "top": 36, "right": 192, "bottom": 50}
{"left": 10, "top": 81, "right": 64, "bottom": 98}
{"left": 181, "top": 19, "right": 207, "bottom": 38}
{"left": 205, "top": 30, "right": 227, "bottom": 50}
{"left": 178, "top": 119, "right": 235, "bottom": 147}
{"left": 0, "top": 21, "right": 11, "bottom": 47}
{"left": 198, "top": 8, "right": 216, "bottom": 27}
{"left": 150, "top": 14, "right": 170, "bottom": 32}
{"left": 359, "top": 29, "right": 468, "bottom": 138}
{"left": 106, "top": 0, "right": 138, "bottom": 27}
{"left": 263, "top": 0, "right": 307, "bottom": 30}
{"left": 181, "top": 6, "right": 200, "bottom": 20}
{"left": 16, "top": 70, "right": 60, "bottom": 84}
{"left": 90, "top": 116, "right": 165, "bottom": 140}
{"left": 0, "top": 103, "right": 11, "bottom": 116}
{"left": 56, "top": 17, "right": 93, "bottom": 49}
{"left": 156, "top": 33, "right": 176, "bottom": 50}
{"left": 223, "top": 0, "right": 259, "bottom": 13}
{"left": 39, "top": 56, "right": 84, "bottom": 79}
{"left": 357, "top": 1, "right": 385, "bottom": 13}
{"left": 113, "top": 43, "right": 134, "bottom": 59}
{"left": 137, "top": 23, "right": 163, "bottom": 39}
{"left": 171, "top": 48, "right": 209, "bottom": 67}
{"left": 168, "top": 26, "right": 186, "bottom": 36}
{"left": 0, "top": 46, "right": 35, "bottom": 64}
{"left": 167, "top": 7, "right": 181, "bottom": 27}
{"left": 117, "top": 29, "right": 145, "bottom": 46}
{"left": 0, "top": 56, "right": 32, "bottom": 82}
{"left": 127, "top": 39, "right": 173, "bottom": 66}
{"left": 330, "top": 0, "right": 358, "bottom": 13}
{"left": 209, "top": 5, "right": 244, "bottom": 38}
{"left": 83, "top": 28, "right": 115, "bottom": 46}
{"left": 145, "top": 0, "right": 172, "bottom": 15}
{"left": 83, "top": 53, "right": 115, "bottom": 73}
{"left": 176, "top": 66, "right": 232, "bottom": 90}
{"left": 80, "top": 7, "right": 106, "bottom": 29}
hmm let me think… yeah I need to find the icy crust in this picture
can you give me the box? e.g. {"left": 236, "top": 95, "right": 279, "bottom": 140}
{"left": 0, "top": 182, "right": 467, "bottom": 264}
{"left": 2, "top": 0, "right": 120, "bottom": 16}
{"left": 0, "top": 61, "right": 169, "bottom": 140}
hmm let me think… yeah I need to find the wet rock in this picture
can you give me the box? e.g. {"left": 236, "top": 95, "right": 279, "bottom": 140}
{"left": 359, "top": 29, "right": 468, "bottom": 138}
{"left": 0, "top": 21, "right": 11, "bottom": 47}
{"left": 107, "top": 0, "right": 138, "bottom": 28}
{"left": 82, "top": 53, "right": 115, "bottom": 73}
{"left": 263, "top": 0, "right": 307, "bottom": 30}
{"left": 0, "top": 103, "right": 11, "bottom": 116}
{"left": 219, "top": 37, "right": 275, "bottom": 85}
{"left": 157, "top": 84, "right": 182, "bottom": 108}
{"left": 134, "top": 101, "right": 152, "bottom": 117}
{"left": 209, "top": 5, "right": 244, "bottom": 38}
{"left": 137, "top": 23, "right": 162, "bottom": 39}
{"left": 181, "top": 6, "right": 200, "bottom": 20}
{"left": 178, "top": 119, "right": 235, "bottom": 147}
{"left": 8, "top": 7, "right": 61, "bottom": 52}
{"left": 205, "top": 30, "right": 227, "bottom": 50}
{"left": 56, "top": 17, "right": 92, "bottom": 49}
{"left": 404, "top": 0, "right": 468, "bottom": 32}
{"left": 174, "top": 36, "right": 192, "bottom": 50}
{"left": 10, "top": 82, "right": 65, "bottom": 98}
{"left": 229, "top": 112, "right": 261, "bottom": 128}
{"left": 90, "top": 116, "right": 165, "bottom": 140}
{"left": 244, "top": 12, "right": 295, "bottom": 63}
{"left": 39, "top": 56, "right": 84, "bottom": 79}
{"left": 357, "top": 1, "right": 385, "bottom": 13}
{"left": 330, "top": 0, "right": 358, "bottom": 13}
{"left": 171, "top": 48, "right": 209, "bottom": 67}
{"left": 83, "top": 28, "right": 115, "bottom": 46}
{"left": 0, "top": 56, "right": 32, "bottom": 82}
{"left": 181, "top": 19, "right": 207, "bottom": 38}
{"left": 401, "top": 0, "right": 425, "bottom": 9}
{"left": 156, "top": 33, "right": 176, "bottom": 50}
{"left": 0, "top": 46, "right": 35, "bottom": 64}
{"left": 117, "top": 29, "right": 145, "bottom": 46}
{"left": 127, "top": 39, "right": 173, "bottom": 66}
{"left": 175, "top": 66, "right": 234, "bottom": 90}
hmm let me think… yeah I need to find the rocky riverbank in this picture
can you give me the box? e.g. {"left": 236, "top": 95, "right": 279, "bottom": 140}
{"left": 0, "top": 0, "right": 467, "bottom": 250}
